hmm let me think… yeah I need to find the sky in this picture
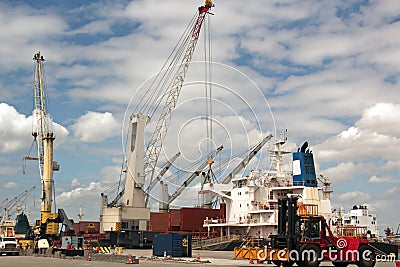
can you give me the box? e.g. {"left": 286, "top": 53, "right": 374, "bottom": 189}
{"left": 0, "top": 0, "right": 399, "bottom": 235}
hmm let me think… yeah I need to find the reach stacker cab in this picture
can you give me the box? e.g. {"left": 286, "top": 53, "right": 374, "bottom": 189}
{"left": 268, "top": 197, "right": 375, "bottom": 267}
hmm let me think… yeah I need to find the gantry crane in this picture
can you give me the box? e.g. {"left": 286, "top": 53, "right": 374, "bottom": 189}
{"left": 100, "top": 1, "right": 214, "bottom": 233}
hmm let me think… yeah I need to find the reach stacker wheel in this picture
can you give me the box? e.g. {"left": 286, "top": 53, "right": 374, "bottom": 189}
{"left": 297, "top": 244, "right": 321, "bottom": 267}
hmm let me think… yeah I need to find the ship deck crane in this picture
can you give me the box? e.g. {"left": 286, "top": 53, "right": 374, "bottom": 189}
{"left": 160, "top": 145, "right": 223, "bottom": 212}
{"left": 221, "top": 135, "right": 273, "bottom": 184}
{"left": 106, "top": 151, "right": 181, "bottom": 208}
{"left": 145, "top": 151, "right": 181, "bottom": 194}
{"left": 0, "top": 186, "right": 36, "bottom": 222}
{"left": 0, "top": 185, "right": 36, "bottom": 220}
{"left": 199, "top": 135, "right": 272, "bottom": 208}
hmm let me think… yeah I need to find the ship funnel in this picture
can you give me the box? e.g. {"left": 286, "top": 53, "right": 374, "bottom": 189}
{"left": 292, "top": 142, "right": 317, "bottom": 187}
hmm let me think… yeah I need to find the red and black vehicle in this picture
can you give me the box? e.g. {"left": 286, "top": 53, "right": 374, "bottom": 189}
{"left": 269, "top": 197, "right": 375, "bottom": 267}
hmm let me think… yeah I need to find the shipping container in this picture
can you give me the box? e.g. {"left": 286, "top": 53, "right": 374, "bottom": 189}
{"left": 150, "top": 212, "right": 169, "bottom": 232}
{"left": 180, "top": 208, "right": 220, "bottom": 232}
{"left": 153, "top": 233, "right": 192, "bottom": 257}
{"left": 150, "top": 206, "right": 225, "bottom": 233}
{"left": 169, "top": 209, "right": 181, "bottom": 231}
{"left": 99, "top": 230, "right": 157, "bottom": 249}
{"left": 72, "top": 221, "right": 100, "bottom": 234}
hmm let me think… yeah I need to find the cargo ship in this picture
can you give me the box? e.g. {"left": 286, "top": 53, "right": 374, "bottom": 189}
{"left": 97, "top": 130, "right": 339, "bottom": 250}
{"left": 196, "top": 130, "right": 335, "bottom": 249}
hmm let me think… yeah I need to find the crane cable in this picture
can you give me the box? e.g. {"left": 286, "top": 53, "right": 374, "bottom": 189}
{"left": 203, "top": 14, "right": 213, "bottom": 155}
{"left": 132, "top": 11, "right": 198, "bottom": 116}
{"left": 148, "top": 11, "right": 199, "bottom": 117}
{"left": 117, "top": 11, "right": 200, "bottom": 196}
{"left": 22, "top": 138, "right": 37, "bottom": 175}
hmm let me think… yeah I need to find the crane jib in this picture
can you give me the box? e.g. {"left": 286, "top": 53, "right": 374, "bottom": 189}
{"left": 192, "top": 5, "right": 211, "bottom": 38}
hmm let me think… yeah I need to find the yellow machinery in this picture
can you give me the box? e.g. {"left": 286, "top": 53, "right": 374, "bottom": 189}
{"left": 32, "top": 52, "right": 59, "bottom": 236}
{"left": 23, "top": 52, "right": 60, "bottom": 245}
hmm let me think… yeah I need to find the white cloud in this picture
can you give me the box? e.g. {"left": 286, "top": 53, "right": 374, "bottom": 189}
{"left": 0, "top": 103, "right": 32, "bottom": 153}
{"left": 0, "top": 2, "right": 67, "bottom": 71}
{"left": 321, "top": 162, "right": 357, "bottom": 184}
{"left": 57, "top": 181, "right": 100, "bottom": 200}
{"left": 71, "top": 111, "right": 119, "bottom": 142}
{"left": 382, "top": 186, "right": 400, "bottom": 196}
{"left": 357, "top": 103, "right": 400, "bottom": 137}
{"left": 0, "top": 103, "right": 69, "bottom": 153}
{"left": 4, "top": 181, "right": 17, "bottom": 188}
{"left": 368, "top": 175, "right": 400, "bottom": 184}
{"left": 71, "top": 178, "right": 81, "bottom": 187}
{"left": 55, "top": 164, "right": 122, "bottom": 221}
{"left": 316, "top": 102, "right": 400, "bottom": 164}
{"left": 337, "top": 191, "right": 371, "bottom": 203}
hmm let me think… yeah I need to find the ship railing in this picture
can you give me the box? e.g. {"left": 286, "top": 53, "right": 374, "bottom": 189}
{"left": 203, "top": 218, "right": 226, "bottom": 225}
{"left": 256, "top": 203, "right": 278, "bottom": 210}
{"left": 335, "top": 225, "right": 368, "bottom": 238}
{"left": 298, "top": 204, "right": 318, "bottom": 216}
{"left": 192, "top": 235, "right": 241, "bottom": 249}
{"left": 293, "top": 181, "right": 306, "bottom": 186}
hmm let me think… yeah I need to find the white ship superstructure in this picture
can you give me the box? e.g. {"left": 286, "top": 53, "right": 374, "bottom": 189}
{"left": 336, "top": 205, "right": 379, "bottom": 237}
{"left": 202, "top": 131, "right": 334, "bottom": 239}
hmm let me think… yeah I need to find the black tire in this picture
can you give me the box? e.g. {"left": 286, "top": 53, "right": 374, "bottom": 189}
{"left": 332, "top": 262, "right": 349, "bottom": 267}
{"left": 273, "top": 260, "right": 295, "bottom": 267}
{"left": 357, "top": 245, "right": 375, "bottom": 267}
{"left": 297, "top": 244, "right": 321, "bottom": 267}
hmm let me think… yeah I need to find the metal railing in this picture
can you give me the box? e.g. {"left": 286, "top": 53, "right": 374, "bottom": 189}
{"left": 192, "top": 235, "right": 241, "bottom": 249}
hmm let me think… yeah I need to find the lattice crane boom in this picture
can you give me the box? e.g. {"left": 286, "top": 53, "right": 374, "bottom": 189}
{"left": 143, "top": 2, "right": 213, "bottom": 204}
{"left": 167, "top": 145, "right": 222, "bottom": 206}
{"left": 221, "top": 135, "right": 273, "bottom": 184}
{"left": 0, "top": 186, "right": 36, "bottom": 221}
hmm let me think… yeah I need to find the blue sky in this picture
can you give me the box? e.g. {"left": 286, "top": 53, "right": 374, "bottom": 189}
{"left": 1, "top": 0, "right": 399, "bottom": 234}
